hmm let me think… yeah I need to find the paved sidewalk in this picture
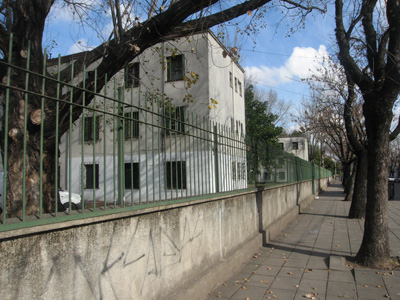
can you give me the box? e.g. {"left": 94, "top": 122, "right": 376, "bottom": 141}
{"left": 206, "top": 182, "right": 400, "bottom": 300}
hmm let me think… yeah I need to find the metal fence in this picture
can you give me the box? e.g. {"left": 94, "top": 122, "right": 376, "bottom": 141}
{"left": 0, "top": 38, "right": 331, "bottom": 232}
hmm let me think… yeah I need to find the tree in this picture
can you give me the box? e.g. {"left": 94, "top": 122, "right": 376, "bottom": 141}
{"left": 245, "top": 84, "right": 283, "bottom": 181}
{"left": 296, "top": 90, "right": 356, "bottom": 198}
{"left": 304, "top": 56, "right": 368, "bottom": 218}
{"left": 0, "top": 0, "right": 324, "bottom": 217}
{"left": 335, "top": 0, "right": 400, "bottom": 267}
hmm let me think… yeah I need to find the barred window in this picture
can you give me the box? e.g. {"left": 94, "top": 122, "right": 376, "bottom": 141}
{"left": 83, "top": 116, "right": 100, "bottom": 143}
{"left": 167, "top": 55, "right": 184, "bottom": 81}
{"left": 124, "top": 111, "right": 140, "bottom": 139}
{"left": 165, "top": 106, "right": 185, "bottom": 135}
{"left": 84, "top": 164, "right": 99, "bottom": 189}
{"left": 166, "top": 161, "right": 186, "bottom": 189}
{"left": 125, "top": 162, "right": 140, "bottom": 189}
{"left": 125, "top": 62, "right": 140, "bottom": 88}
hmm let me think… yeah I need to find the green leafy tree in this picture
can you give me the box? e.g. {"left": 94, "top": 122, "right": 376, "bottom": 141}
{"left": 245, "top": 84, "right": 283, "bottom": 182}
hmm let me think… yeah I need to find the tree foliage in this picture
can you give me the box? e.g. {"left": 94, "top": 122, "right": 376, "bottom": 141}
{"left": 245, "top": 84, "right": 283, "bottom": 143}
{"left": 245, "top": 84, "right": 283, "bottom": 182}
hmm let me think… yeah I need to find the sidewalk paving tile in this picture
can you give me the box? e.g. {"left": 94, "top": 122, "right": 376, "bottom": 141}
{"left": 307, "top": 257, "right": 329, "bottom": 270}
{"left": 297, "top": 278, "right": 327, "bottom": 294}
{"left": 301, "top": 268, "right": 329, "bottom": 281}
{"left": 230, "top": 285, "right": 266, "bottom": 300}
{"left": 207, "top": 282, "right": 241, "bottom": 299}
{"left": 328, "top": 270, "right": 355, "bottom": 283}
{"left": 353, "top": 268, "right": 383, "bottom": 285}
{"left": 256, "top": 265, "right": 281, "bottom": 276}
{"left": 382, "top": 275, "right": 400, "bottom": 299}
{"left": 246, "top": 274, "right": 274, "bottom": 288}
{"left": 263, "top": 288, "right": 296, "bottom": 300}
{"left": 269, "top": 276, "right": 300, "bottom": 290}
{"left": 284, "top": 258, "right": 309, "bottom": 268}
{"left": 326, "top": 281, "right": 357, "bottom": 299}
{"left": 356, "top": 284, "right": 390, "bottom": 299}
{"left": 277, "top": 266, "right": 305, "bottom": 278}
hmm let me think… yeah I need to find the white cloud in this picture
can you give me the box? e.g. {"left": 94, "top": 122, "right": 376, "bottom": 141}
{"left": 68, "top": 39, "right": 95, "bottom": 54}
{"left": 245, "top": 45, "right": 330, "bottom": 86}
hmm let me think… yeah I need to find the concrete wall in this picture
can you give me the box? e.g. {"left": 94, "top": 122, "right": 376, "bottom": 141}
{"left": 0, "top": 178, "right": 330, "bottom": 300}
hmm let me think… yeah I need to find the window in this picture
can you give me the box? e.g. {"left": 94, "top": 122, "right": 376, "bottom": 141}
{"left": 238, "top": 81, "right": 242, "bottom": 96}
{"left": 125, "top": 111, "right": 140, "bottom": 139}
{"left": 85, "top": 164, "right": 99, "bottom": 189}
{"left": 232, "top": 162, "right": 236, "bottom": 181}
{"left": 166, "top": 161, "right": 186, "bottom": 189}
{"left": 279, "top": 171, "right": 286, "bottom": 180}
{"left": 279, "top": 143, "right": 284, "bottom": 150}
{"left": 264, "top": 172, "right": 270, "bottom": 181}
{"left": 167, "top": 55, "right": 184, "bottom": 81}
{"left": 237, "top": 162, "right": 241, "bottom": 180}
{"left": 229, "top": 72, "right": 233, "bottom": 88}
{"left": 292, "top": 142, "right": 299, "bottom": 150}
{"left": 235, "top": 77, "right": 238, "bottom": 92}
{"left": 125, "top": 162, "right": 140, "bottom": 189}
{"left": 84, "top": 116, "right": 100, "bottom": 143}
{"left": 125, "top": 62, "right": 140, "bottom": 88}
{"left": 165, "top": 106, "right": 185, "bottom": 135}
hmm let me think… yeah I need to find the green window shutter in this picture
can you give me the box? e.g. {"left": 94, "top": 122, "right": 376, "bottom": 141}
{"left": 167, "top": 57, "right": 172, "bottom": 81}
{"left": 181, "top": 54, "right": 185, "bottom": 79}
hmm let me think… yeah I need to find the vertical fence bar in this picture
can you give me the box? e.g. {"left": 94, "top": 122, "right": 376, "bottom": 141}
{"left": 103, "top": 74, "right": 108, "bottom": 209}
{"left": 21, "top": 41, "right": 31, "bottom": 221}
{"left": 112, "top": 79, "right": 117, "bottom": 206}
{"left": 179, "top": 111, "right": 183, "bottom": 199}
{"left": 80, "top": 65, "right": 86, "bottom": 211}
{"left": 54, "top": 55, "right": 61, "bottom": 216}
{"left": 151, "top": 94, "right": 155, "bottom": 202}
{"left": 92, "top": 70, "right": 98, "bottom": 208}
{"left": 38, "top": 49, "right": 48, "bottom": 218}
{"left": 144, "top": 93, "right": 149, "bottom": 202}
{"left": 184, "top": 109, "right": 188, "bottom": 198}
{"left": 117, "top": 87, "right": 125, "bottom": 206}
{"left": 174, "top": 110, "right": 178, "bottom": 199}
{"left": 138, "top": 91, "right": 142, "bottom": 204}
{"left": 213, "top": 123, "right": 219, "bottom": 193}
{"left": 129, "top": 88, "right": 134, "bottom": 205}
{"left": 1, "top": 34, "right": 13, "bottom": 223}
{"left": 157, "top": 97, "right": 162, "bottom": 201}
{"left": 68, "top": 61, "right": 75, "bottom": 214}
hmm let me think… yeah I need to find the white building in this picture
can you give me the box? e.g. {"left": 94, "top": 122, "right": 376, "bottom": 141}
{"left": 278, "top": 136, "right": 309, "bottom": 161}
{"left": 255, "top": 136, "right": 309, "bottom": 184}
{"left": 59, "top": 31, "right": 247, "bottom": 203}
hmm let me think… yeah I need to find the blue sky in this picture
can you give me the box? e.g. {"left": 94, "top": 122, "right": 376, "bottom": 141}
{"left": 44, "top": 2, "right": 337, "bottom": 131}
{"left": 239, "top": 5, "right": 336, "bottom": 130}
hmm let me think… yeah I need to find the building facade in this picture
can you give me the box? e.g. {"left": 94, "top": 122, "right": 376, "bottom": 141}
{"left": 278, "top": 136, "right": 309, "bottom": 161}
{"left": 59, "top": 31, "right": 247, "bottom": 203}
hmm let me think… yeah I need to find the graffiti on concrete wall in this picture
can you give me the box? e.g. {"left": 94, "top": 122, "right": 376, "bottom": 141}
{"left": 64, "top": 211, "right": 205, "bottom": 299}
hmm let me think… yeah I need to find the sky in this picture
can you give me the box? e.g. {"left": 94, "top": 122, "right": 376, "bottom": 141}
{"left": 43, "top": 1, "right": 337, "bottom": 132}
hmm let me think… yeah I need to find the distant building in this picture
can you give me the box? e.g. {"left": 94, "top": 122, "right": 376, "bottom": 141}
{"left": 278, "top": 136, "right": 309, "bottom": 161}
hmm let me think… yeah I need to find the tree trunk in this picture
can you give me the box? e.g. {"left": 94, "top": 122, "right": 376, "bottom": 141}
{"left": 6, "top": 141, "right": 57, "bottom": 218}
{"left": 3, "top": 84, "right": 58, "bottom": 218}
{"left": 355, "top": 97, "right": 391, "bottom": 268}
{"left": 348, "top": 150, "right": 367, "bottom": 219}
{"left": 343, "top": 162, "right": 355, "bottom": 201}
